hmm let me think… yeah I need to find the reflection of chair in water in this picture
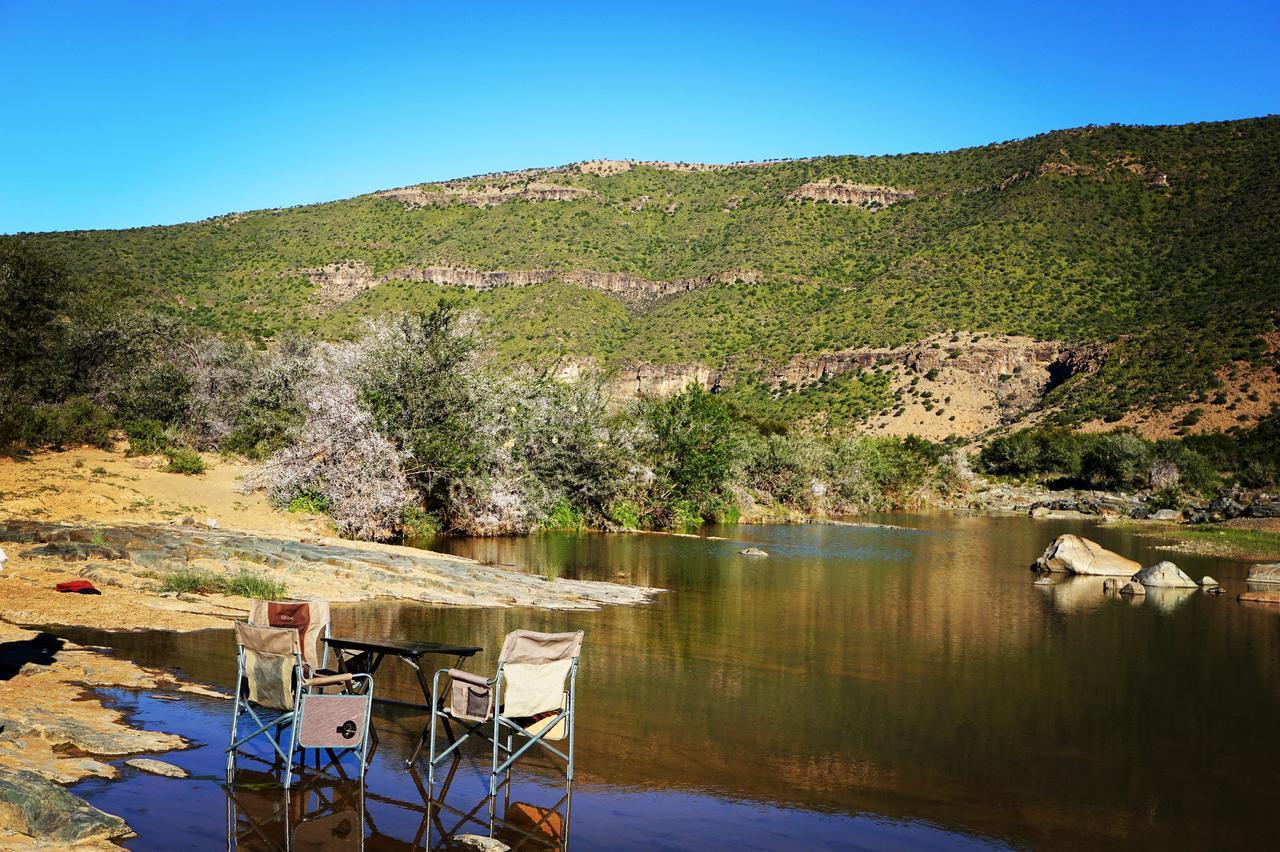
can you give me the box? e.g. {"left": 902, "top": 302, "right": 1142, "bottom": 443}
{"left": 226, "top": 768, "right": 364, "bottom": 851}
{"left": 227, "top": 622, "right": 374, "bottom": 788}
{"left": 426, "top": 630, "right": 583, "bottom": 797}
{"left": 425, "top": 752, "right": 573, "bottom": 851}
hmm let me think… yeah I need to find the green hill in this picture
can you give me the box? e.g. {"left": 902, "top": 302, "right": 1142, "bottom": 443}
{"left": 7, "top": 116, "right": 1280, "bottom": 425}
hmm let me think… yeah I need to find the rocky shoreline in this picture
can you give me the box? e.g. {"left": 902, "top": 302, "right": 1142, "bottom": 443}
{"left": 0, "top": 619, "right": 222, "bottom": 848}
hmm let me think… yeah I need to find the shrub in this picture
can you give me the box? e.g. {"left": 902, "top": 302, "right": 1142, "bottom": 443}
{"left": 640, "top": 384, "right": 739, "bottom": 525}
{"left": 539, "top": 498, "right": 586, "bottom": 531}
{"left": 250, "top": 345, "right": 412, "bottom": 541}
{"left": 0, "top": 396, "right": 114, "bottom": 454}
{"left": 123, "top": 419, "right": 169, "bottom": 456}
{"left": 287, "top": 492, "right": 331, "bottom": 514}
{"left": 163, "top": 447, "right": 207, "bottom": 475}
{"left": 1080, "top": 432, "right": 1150, "bottom": 491}
{"left": 400, "top": 506, "right": 438, "bottom": 541}
{"left": 605, "top": 500, "right": 641, "bottom": 530}
{"left": 357, "top": 306, "right": 488, "bottom": 530}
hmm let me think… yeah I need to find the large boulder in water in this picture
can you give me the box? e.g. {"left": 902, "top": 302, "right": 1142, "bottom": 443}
{"left": 1034, "top": 535, "right": 1141, "bottom": 576}
{"left": 1246, "top": 563, "right": 1280, "bottom": 584}
{"left": 1130, "top": 560, "right": 1198, "bottom": 588}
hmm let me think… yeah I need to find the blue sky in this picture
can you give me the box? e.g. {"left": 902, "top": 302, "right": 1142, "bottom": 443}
{"left": 2, "top": 0, "right": 1277, "bottom": 233}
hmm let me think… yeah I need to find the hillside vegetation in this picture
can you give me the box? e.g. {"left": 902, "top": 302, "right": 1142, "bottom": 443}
{"left": 5, "top": 118, "right": 1279, "bottom": 428}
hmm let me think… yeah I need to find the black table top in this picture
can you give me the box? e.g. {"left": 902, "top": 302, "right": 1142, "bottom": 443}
{"left": 324, "top": 635, "right": 482, "bottom": 659}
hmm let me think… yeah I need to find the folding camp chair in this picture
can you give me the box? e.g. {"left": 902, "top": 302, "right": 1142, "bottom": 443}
{"left": 248, "top": 600, "right": 333, "bottom": 675}
{"left": 426, "top": 630, "right": 583, "bottom": 796}
{"left": 227, "top": 622, "right": 373, "bottom": 789}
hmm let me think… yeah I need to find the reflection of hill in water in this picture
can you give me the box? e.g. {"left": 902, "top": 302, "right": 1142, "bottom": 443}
{"left": 57, "top": 515, "right": 1280, "bottom": 851}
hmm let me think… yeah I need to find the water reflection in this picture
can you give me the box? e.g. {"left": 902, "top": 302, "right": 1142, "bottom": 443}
{"left": 225, "top": 757, "right": 570, "bottom": 851}
{"left": 51, "top": 515, "right": 1280, "bottom": 850}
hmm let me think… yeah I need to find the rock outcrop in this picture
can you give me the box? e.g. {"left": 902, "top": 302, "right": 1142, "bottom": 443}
{"left": 376, "top": 181, "right": 595, "bottom": 209}
{"left": 300, "top": 262, "right": 760, "bottom": 310}
{"left": 1130, "top": 561, "right": 1198, "bottom": 588}
{"left": 612, "top": 363, "right": 723, "bottom": 401}
{"left": 0, "top": 769, "right": 133, "bottom": 847}
{"left": 0, "top": 520, "right": 659, "bottom": 611}
{"left": 768, "top": 332, "right": 1097, "bottom": 431}
{"left": 1034, "top": 535, "right": 1141, "bottom": 576}
{"left": 786, "top": 180, "right": 915, "bottom": 209}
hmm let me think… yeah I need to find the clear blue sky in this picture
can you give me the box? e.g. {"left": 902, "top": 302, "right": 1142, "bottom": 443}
{"left": 2, "top": 0, "right": 1277, "bottom": 233}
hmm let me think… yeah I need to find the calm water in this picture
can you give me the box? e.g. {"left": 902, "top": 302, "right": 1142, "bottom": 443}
{"left": 55, "top": 515, "right": 1280, "bottom": 850}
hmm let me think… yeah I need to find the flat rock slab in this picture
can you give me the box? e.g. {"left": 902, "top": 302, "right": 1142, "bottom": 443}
{"left": 125, "top": 759, "right": 187, "bottom": 778}
{"left": 0, "top": 520, "right": 661, "bottom": 611}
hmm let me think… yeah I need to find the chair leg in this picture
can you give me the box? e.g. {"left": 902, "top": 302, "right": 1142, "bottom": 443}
{"left": 284, "top": 708, "right": 301, "bottom": 789}
{"left": 226, "top": 699, "right": 241, "bottom": 782}
{"left": 490, "top": 715, "right": 501, "bottom": 799}
{"left": 427, "top": 673, "right": 441, "bottom": 786}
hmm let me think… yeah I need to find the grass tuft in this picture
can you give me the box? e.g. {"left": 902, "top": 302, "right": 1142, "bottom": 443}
{"left": 159, "top": 567, "right": 285, "bottom": 599}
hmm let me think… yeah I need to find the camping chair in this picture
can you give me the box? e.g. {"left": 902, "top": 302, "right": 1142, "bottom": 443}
{"left": 227, "top": 622, "right": 373, "bottom": 789}
{"left": 248, "top": 600, "right": 333, "bottom": 675}
{"left": 426, "top": 630, "right": 583, "bottom": 796}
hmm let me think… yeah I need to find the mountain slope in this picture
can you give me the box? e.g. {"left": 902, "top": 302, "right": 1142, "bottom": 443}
{"left": 8, "top": 117, "right": 1279, "bottom": 432}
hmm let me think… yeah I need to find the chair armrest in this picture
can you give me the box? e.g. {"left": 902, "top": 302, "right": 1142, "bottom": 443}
{"left": 446, "top": 668, "right": 491, "bottom": 688}
{"left": 303, "top": 672, "right": 353, "bottom": 688}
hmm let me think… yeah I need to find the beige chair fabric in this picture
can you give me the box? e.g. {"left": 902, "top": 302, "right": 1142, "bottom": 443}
{"left": 444, "top": 630, "right": 582, "bottom": 722}
{"left": 235, "top": 622, "right": 301, "bottom": 711}
{"left": 499, "top": 630, "right": 584, "bottom": 666}
{"left": 248, "top": 601, "right": 330, "bottom": 671}
{"left": 499, "top": 630, "right": 582, "bottom": 719}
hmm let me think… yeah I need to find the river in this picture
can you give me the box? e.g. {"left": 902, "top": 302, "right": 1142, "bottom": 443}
{"left": 58, "top": 514, "right": 1280, "bottom": 850}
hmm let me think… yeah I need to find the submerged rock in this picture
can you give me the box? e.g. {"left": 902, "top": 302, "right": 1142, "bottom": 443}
{"left": 1198, "top": 576, "right": 1220, "bottom": 589}
{"left": 1034, "top": 535, "right": 1141, "bottom": 576}
{"left": 124, "top": 758, "right": 188, "bottom": 778}
{"left": 738, "top": 547, "right": 769, "bottom": 557}
{"left": 1131, "top": 561, "right": 1198, "bottom": 588}
{"left": 1120, "top": 581, "right": 1146, "bottom": 596}
{"left": 1102, "top": 577, "right": 1122, "bottom": 593}
{"left": 455, "top": 835, "right": 511, "bottom": 851}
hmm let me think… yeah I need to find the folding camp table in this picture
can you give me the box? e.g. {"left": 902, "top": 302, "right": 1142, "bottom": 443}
{"left": 323, "top": 636, "right": 482, "bottom": 767}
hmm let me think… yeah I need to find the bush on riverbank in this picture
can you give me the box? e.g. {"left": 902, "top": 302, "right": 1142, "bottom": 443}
{"left": 977, "top": 426, "right": 1235, "bottom": 495}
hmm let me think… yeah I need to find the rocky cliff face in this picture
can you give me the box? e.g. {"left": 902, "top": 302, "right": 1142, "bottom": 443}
{"left": 577, "top": 158, "right": 791, "bottom": 175}
{"left": 611, "top": 332, "right": 1100, "bottom": 438}
{"left": 376, "top": 181, "right": 595, "bottom": 209}
{"left": 301, "top": 262, "right": 760, "bottom": 310}
{"left": 786, "top": 180, "right": 916, "bottom": 209}
{"left": 611, "top": 363, "right": 725, "bottom": 402}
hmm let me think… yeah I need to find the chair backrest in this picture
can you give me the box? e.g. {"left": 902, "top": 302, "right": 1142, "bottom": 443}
{"left": 248, "top": 600, "right": 330, "bottom": 671}
{"left": 235, "top": 621, "right": 302, "bottom": 711}
{"left": 498, "top": 630, "right": 583, "bottom": 718}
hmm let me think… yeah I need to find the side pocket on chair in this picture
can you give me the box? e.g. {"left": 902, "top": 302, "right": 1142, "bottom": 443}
{"left": 450, "top": 680, "right": 491, "bottom": 719}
